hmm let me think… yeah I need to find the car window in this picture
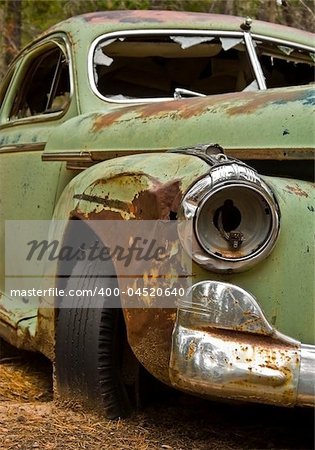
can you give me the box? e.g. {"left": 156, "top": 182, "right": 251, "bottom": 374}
{"left": 92, "top": 34, "right": 255, "bottom": 100}
{"left": 254, "top": 40, "right": 314, "bottom": 88}
{"left": 9, "top": 43, "right": 70, "bottom": 120}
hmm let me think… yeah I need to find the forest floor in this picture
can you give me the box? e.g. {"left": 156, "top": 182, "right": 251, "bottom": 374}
{"left": 0, "top": 351, "right": 314, "bottom": 450}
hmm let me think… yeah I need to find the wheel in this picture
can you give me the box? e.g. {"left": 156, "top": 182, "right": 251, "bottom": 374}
{"left": 55, "top": 255, "right": 139, "bottom": 419}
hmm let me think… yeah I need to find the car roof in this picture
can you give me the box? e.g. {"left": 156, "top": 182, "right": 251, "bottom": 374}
{"left": 44, "top": 10, "right": 314, "bottom": 48}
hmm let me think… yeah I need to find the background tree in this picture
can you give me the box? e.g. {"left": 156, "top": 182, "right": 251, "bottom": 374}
{"left": 0, "top": 0, "right": 314, "bottom": 79}
{"left": 3, "top": 0, "right": 22, "bottom": 66}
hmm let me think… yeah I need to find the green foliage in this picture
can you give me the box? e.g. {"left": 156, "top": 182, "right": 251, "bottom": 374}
{"left": 1, "top": 0, "right": 314, "bottom": 49}
{"left": 21, "top": 0, "right": 66, "bottom": 44}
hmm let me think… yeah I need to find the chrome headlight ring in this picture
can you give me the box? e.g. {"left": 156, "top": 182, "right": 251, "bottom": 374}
{"left": 178, "top": 160, "right": 280, "bottom": 273}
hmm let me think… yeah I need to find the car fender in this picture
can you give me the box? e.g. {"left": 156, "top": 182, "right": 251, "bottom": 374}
{"left": 36, "top": 152, "right": 209, "bottom": 361}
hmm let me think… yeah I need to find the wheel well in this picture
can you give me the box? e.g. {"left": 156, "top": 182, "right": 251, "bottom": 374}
{"left": 55, "top": 218, "right": 119, "bottom": 319}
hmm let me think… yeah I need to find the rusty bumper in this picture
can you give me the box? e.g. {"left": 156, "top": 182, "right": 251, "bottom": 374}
{"left": 169, "top": 281, "right": 314, "bottom": 407}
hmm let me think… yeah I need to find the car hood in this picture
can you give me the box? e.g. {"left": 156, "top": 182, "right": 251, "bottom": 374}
{"left": 44, "top": 85, "right": 314, "bottom": 160}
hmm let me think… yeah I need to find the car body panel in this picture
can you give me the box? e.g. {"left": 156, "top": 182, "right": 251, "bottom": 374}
{"left": 43, "top": 85, "right": 314, "bottom": 159}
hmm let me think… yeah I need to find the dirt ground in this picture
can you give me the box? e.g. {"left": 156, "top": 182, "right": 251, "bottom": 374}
{"left": 0, "top": 351, "right": 314, "bottom": 450}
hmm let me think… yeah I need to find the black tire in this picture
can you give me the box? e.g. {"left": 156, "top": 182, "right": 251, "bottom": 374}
{"left": 55, "top": 256, "right": 138, "bottom": 419}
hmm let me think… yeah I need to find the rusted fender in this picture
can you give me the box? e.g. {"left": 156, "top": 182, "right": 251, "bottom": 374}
{"left": 55, "top": 152, "right": 209, "bottom": 220}
{"left": 44, "top": 85, "right": 315, "bottom": 159}
{"left": 37, "top": 152, "right": 209, "bottom": 362}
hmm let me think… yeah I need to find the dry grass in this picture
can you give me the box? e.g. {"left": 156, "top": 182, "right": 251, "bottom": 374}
{"left": 0, "top": 402, "right": 156, "bottom": 450}
{"left": 0, "top": 356, "right": 52, "bottom": 403}
{"left": 0, "top": 352, "right": 314, "bottom": 450}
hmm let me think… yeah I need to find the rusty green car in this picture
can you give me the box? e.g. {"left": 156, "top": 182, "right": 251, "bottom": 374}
{"left": 0, "top": 10, "right": 314, "bottom": 418}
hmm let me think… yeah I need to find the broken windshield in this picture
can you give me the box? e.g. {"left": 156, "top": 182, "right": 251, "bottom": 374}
{"left": 254, "top": 40, "right": 315, "bottom": 88}
{"left": 91, "top": 34, "right": 255, "bottom": 101}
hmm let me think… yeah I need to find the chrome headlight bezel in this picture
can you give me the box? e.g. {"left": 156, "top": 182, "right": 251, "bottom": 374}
{"left": 178, "top": 160, "right": 280, "bottom": 273}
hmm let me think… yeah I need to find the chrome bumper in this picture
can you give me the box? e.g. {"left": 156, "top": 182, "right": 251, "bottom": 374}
{"left": 169, "top": 281, "right": 315, "bottom": 407}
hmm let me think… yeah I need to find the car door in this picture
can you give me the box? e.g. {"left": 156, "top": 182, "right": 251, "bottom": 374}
{"left": 0, "top": 34, "right": 77, "bottom": 316}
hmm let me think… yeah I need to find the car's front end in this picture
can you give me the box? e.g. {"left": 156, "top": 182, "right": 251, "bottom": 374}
{"left": 169, "top": 147, "right": 314, "bottom": 407}
{"left": 44, "top": 80, "right": 314, "bottom": 408}
{"left": 106, "top": 146, "right": 313, "bottom": 408}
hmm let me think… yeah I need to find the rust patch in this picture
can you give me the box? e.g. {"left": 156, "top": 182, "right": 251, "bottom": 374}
{"left": 73, "top": 193, "right": 130, "bottom": 210}
{"left": 186, "top": 341, "right": 197, "bottom": 360}
{"left": 94, "top": 171, "right": 156, "bottom": 184}
{"left": 136, "top": 98, "right": 211, "bottom": 121}
{"left": 72, "top": 208, "right": 124, "bottom": 221}
{"left": 69, "top": 172, "right": 187, "bottom": 382}
{"left": 81, "top": 10, "right": 240, "bottom": 25}
{"left": 227, "top": 88, "right": 313, "bottom": 116}
{"left": 285, "top": 184, "right": 309, "bottom": 197}
{"left": 91, "top": 97, "right": 214, "bottom": 132}
{"left": 91, "top": 110, "right": 134, "bottom": 132}
{"left": 91, "top": 87, "right": 313, "bottom": 134}
{"left": 72, "top": 172, "right": 183, "bottom": 222}
{"left": 123, "top": 308, "right": 176, "bottom": 383}
{"left": 132, "top": 180, "right": 181, "bottom": 220}
{"left": 200, "top": 327, "right": 299, "bottom": 350}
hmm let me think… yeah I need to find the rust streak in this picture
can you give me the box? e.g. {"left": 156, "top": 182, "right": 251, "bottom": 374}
{"left": 200, "top": 327, "right": 300, "bottom": 350}
{"left": 285, "top": 184, "right": 309, "bottom": 197}
{"left": 91, "top": 87, "right": 314, "bottom": 134}
{"left": 132, "top": 180, "right": 182, "bottom": 219}
{"left": 227, "top": 89, "right": 313, "bottom": 116}
{"left": 73, "top": 193, "right": 131, "bottom": 210}
{"left": 81, "top": 10, "right": 239, "bottom": 25}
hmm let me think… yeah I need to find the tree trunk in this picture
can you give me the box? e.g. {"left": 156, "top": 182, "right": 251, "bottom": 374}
{"left": 4, "top": 0, "right": 22, "bottom": 67}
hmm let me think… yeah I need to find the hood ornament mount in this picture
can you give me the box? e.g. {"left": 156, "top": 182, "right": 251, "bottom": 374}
{"left": 169, "top": 143, "right": 254, "bottom": 171}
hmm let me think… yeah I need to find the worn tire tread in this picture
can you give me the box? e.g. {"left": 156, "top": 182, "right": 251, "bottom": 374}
{"left": 56, "top": 257, "right": 132, "bottom": 419}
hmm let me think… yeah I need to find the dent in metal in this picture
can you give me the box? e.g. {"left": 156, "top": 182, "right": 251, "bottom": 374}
{"left": 0, "top": 294, "right": 38, "bottom": 351}
{"left": 62, "top": 153, "right": 209, "bottom": 380}
{"left": 178, "top": 281, "right": 274, "bottom": 335}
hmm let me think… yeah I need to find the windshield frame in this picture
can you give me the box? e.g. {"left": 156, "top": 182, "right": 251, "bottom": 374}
{"left": 88, "top": 28, "right": 259, "bottom": 104}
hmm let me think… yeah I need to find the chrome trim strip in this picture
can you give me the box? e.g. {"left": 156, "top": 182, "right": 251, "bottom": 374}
{"left": 170, "top": 281, "right": 314, "bottom": 407}
{"left": 42, "top": 151, "right": 92, "bottom": 162}
{"left": 251, "top": 33, "right": 315, "bottom": 53}
{"left": 244, "top": 31, "right": 266, "bottom": 90}
{"left": 42, "top": 149, "right": 165, "bottom": 162}
{"left": 41, "top": 147, "right": 315, "bottom": 162}
{"left": 0, "top": 142, "right": 46, "bottom": 154}
{"left": 88, "top": 29, "right": 244, "bottom": 105}
{"left": 298, "top": 344, "right": 315, "bottom": 406}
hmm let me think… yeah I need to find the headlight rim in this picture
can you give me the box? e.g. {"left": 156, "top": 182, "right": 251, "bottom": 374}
{"left": 178, "top": 165, "right": 280, "bottom": 273}
{"left": 194, "top": 179, "right": 280, "bottom": 263}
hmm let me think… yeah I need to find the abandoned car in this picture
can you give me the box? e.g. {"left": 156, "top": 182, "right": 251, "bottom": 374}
{"left": 0, "top": 10, "right": 314, "bottom": 418}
